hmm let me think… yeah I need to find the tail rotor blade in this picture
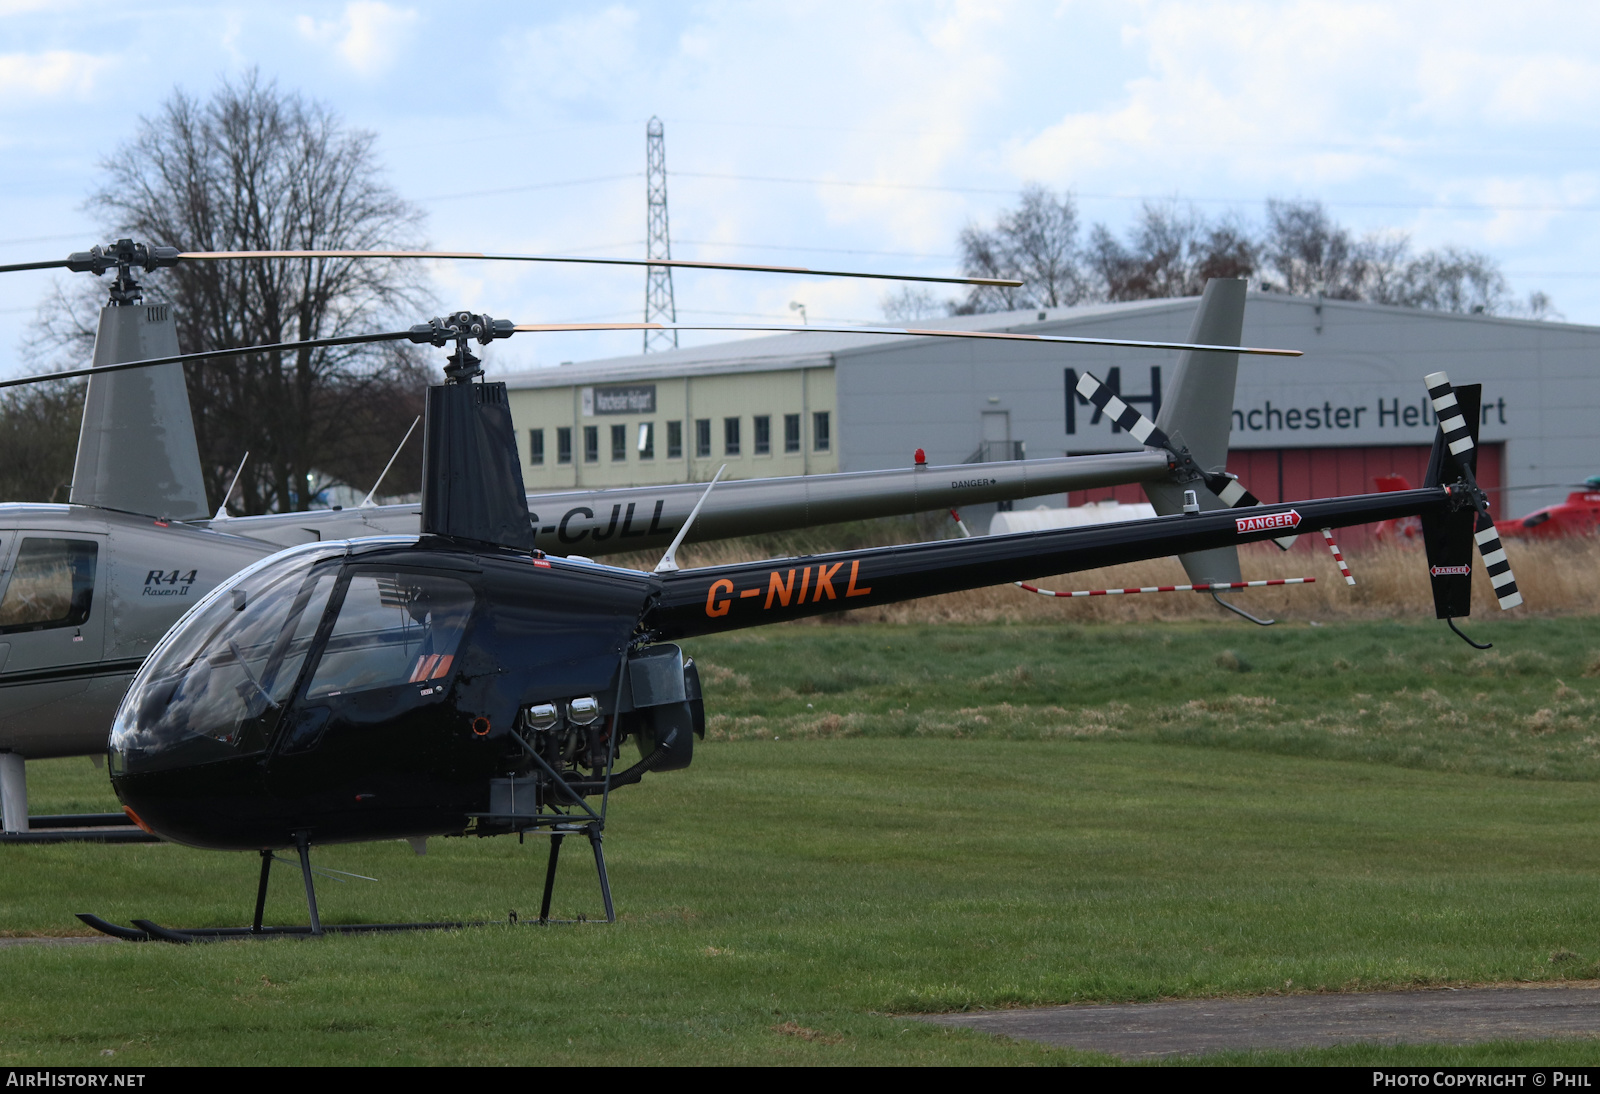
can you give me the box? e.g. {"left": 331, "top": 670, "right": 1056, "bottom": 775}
{"left": 1078, "top": 368, "right": 1290, "bottom": 548}
{"left": 1204, "top": 471, "right": 1259, "bottom": 509}
{"left": 1074, "top": 371, "right": 1173, "bottom": 450}
{"left": 1425, "top": 372, "right": 1478, "bottom": 461}
{"left": 1423, "top": 371, "right": 1521, "bottom": 612}
{"left": 1474, "top": 513, "right": 1523, "bottom": 610}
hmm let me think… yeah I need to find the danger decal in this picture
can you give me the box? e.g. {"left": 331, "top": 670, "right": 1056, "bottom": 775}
{"left": 1430, "top": 565, "right": 1472, "bottom": 577}
{"left": 1235, "top": 509, "right": 1302, "bottom": 535}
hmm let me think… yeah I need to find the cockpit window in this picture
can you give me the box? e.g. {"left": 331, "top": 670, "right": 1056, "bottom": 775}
{"left": 109, "top": 555, "right": 336, "bottom": 774}
{"left": 0, "top": 539, "right": 96, "bottom": 634}
{"left": 304, "top": 571, "right": 475, "bottom": 699}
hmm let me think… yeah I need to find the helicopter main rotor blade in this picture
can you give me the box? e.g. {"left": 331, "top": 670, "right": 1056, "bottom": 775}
{"left": 0, "top": 258, "right": 76, "bottom": 274}
{"left": 510, "top": 321, "right": 1304, "bottom": 358}
{"left": 0, "top": 330, "right": 418, "bottom": 391}
{"left": 172, "top": 250, "right": 1023, "bottom": 287}
{"left": 0, "top": 314, "right": 1302, "bottom": 394}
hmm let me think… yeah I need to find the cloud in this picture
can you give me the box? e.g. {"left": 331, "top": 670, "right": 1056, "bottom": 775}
{"left": 295, "top": 2, "right": 418, "bottom": 77}
{"left": 1010, "top": 1, "right": 1600, "bottom": 193}
{"left": 0, "top": 50, "right": 112, "bottom": 102}
{"left": 507, "top": 6, "right": 644, "bottom": 107}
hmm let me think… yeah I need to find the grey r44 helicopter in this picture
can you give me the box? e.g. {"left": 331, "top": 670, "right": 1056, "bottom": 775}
{"left": 0, "top": 240, "right": 1293, "bottom": 838}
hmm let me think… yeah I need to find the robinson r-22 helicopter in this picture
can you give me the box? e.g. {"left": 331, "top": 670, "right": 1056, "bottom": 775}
{"left": 0, "top": 242, "right": 1277, "bottom": 836}
{"left": 0, "top": 304, "right": 1512, "bottom": 942}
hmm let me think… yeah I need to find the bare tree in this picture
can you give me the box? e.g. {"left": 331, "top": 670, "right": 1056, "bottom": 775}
{"left": 1257, "top": 199, "right": 1370, "bottom": 299}
{"left": 0, "top": 378, "right": 85, "bottom": 502}
{"left": 1087, "top": 202, "right": 1257, "bottom": 301}
{"left": 953, "top": 184, "right": 1089, "bottom": 314}
{"left": 880, "top": 286, "right": 945, "bottom": 323}
{"left": 40, "top": 71, "right": 435, "bottom": 513}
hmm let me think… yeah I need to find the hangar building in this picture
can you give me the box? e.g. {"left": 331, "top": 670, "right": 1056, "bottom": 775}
{"left": 502, "top": 293, "right": 1600, "bottom": 532}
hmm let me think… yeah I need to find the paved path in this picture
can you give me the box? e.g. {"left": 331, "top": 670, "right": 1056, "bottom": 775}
{"left": 920, "top": 986, "right": 1600, "bottom": 1059}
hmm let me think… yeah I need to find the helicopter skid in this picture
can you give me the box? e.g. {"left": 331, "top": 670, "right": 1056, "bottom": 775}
{"left": 1, "top": 815, "right": 159, "bottom": 844}
{"left": 74, "top": 911, "right": 599, "bottom": 944}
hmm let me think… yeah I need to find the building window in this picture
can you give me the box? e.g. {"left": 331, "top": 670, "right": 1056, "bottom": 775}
{"left": 696, "top": 418, "right": 711, "bottom": 458}
{"left": 583, "top": 425, "right": 599, "bottom": 463}
{"left": 611, "top": 424, "right": 628, "bottom": 461}
{"left": 724, "top": 416, "right": 741, "bottom": 456}
{"left": 529, "top": 428, "right": 544, "bottom": 466}
{"left": 784, "top": 413, "right": 800, "bottom": 453}
{"left": 638, "top": 422, "right": 655, "bottom": 460}
{"left": 753, "top": 415, "right": 771, "bottom": 455}
{"left": 557, "top": 427, "right": 572, "bottom": 465}
{"left": 813, "top": 411, "right": 830, "bottom": 452}
{"left": 667, "top": 420, "right": 683, "bottom": 459}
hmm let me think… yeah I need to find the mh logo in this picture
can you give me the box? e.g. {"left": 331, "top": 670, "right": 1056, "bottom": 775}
{"left": 1064, "top": 367, "right": 1161, "bottom": 435}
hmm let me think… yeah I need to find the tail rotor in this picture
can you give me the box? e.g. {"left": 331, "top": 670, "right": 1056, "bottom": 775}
{"left": 1419, "top": 372, "right": 1522, "bottom": 645}
{"left": 1073, "top": 371, "right": 1296, "bottom": 549}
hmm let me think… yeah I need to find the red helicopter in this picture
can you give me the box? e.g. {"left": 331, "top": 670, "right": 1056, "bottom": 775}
{"left": 1373, "top": 474, "right": 1600, "bottom": 541}
{"left": 1494, "top": 478, "right": 1600, "bottom": 540}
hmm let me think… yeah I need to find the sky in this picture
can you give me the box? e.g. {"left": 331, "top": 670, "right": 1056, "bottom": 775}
{"left": 2, "top": 0, "right": 1598, "bottom": 379}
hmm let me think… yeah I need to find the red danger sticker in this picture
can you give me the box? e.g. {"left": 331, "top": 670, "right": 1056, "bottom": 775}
{"left": 1430, "top": 565, "right": 1471, "bottom": 577}
{"left": 1235, "top": 509, "right": 1302, "bottom": 535}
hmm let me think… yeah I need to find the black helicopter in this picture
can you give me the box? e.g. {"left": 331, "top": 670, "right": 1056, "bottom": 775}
{"left": 55, "top": 312, "right": 1512, "bottom": 942}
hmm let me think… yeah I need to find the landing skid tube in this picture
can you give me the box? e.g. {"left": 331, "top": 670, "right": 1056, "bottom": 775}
{"left": 77, "top": 821, "right": 616, "bottom": 943}
{"left": 0, "top": 814, "right": 160, "bottom": 844}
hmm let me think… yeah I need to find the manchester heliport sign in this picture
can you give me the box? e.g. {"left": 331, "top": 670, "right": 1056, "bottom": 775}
{"left": 1062, "top": 368, "right": 1510, "bottom": 448}
{"left": 582, "top": 384, "right": 656, "bottom": 417}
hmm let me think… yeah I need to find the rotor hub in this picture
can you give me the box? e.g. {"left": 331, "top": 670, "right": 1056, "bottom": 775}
{"left": 66, "top": 239, "right": 181, "bottom": 306}
{"left": 408, "top": 311, "right": 515, "bottom": 383}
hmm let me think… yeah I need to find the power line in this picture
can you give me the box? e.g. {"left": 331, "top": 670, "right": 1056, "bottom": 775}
{"left": 418, "top": 173, "right": 641, "bottom": 203}
{"left": 677, "top": 239, "right": 956, "bottom": 260}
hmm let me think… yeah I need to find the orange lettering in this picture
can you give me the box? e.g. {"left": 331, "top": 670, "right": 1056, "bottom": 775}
{"left": 813, "top": 562, "right": 843, "bottom": 601}
{"left": 765, "top": 569, "right": 795, "bottom": 608}
{"left": 845, "top": 559, "right": 872, "bottom": 597}
{"left": 797, "top": 567, "right": 811, "bottom": 602}
{"left": 706, "top": 578, "right": 734, "bottom": 617}
{"left": 740, "top": 588, "right": 760, "bottom": 599}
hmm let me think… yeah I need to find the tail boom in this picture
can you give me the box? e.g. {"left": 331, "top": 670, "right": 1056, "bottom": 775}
{"left": 647, "top": 486, "right": 1457, "bottom": 639}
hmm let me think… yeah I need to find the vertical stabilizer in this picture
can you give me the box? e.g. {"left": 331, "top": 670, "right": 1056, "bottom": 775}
{"left": 70, "top": 303, "right": 209, "bottom": 520}
{"left": 1141, "top": 278, "right": 1247, "bottom": 584}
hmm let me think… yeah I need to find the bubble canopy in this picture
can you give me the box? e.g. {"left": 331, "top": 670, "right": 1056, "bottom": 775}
{"left": 109, "top": 538, "right": 475, "bottom": 777}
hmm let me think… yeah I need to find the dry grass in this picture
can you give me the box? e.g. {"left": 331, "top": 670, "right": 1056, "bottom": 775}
{"left": 611, "top": 529, "right": 1600, "bottom": 625}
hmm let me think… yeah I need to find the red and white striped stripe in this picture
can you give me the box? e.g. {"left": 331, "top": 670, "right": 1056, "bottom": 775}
{"left": 1014, "top": 577, "right": 1315, "bottom": 599}
{"left": 1320, "top": 527, "right": 1355, "bottom": 585}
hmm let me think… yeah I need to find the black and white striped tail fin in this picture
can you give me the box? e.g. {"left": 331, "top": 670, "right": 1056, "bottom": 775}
{"left": 1474, "top": 513, "right": 1522, "bottom": 610}
{"left": 1425, "top": 371, "right": 1477, "bottom": 460}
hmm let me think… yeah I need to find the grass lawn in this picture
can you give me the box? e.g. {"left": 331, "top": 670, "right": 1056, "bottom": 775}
{"left": 4, "top": 619, "right": 1600, "bottom": 1066}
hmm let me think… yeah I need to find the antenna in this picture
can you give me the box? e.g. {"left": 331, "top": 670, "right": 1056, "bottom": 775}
{"left": 643, "top": 117, "right": 678, "bottom": 353}
{"left": 654, "top": 465, "right": 726, "bottom": 574}
{"left": 213, "top": 452, "right": 249, "bottom": 521}
{"left": 361, "top": 416, "right": 421, "bottom": 508}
